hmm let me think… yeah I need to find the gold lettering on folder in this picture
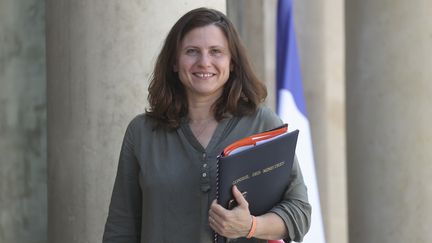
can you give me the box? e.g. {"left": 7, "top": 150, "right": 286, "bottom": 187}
{"left": 231, "top": 161, "right": 286, "bottom": 185}
{"left": 263, "top": 161, "right": 285, "bottom": 174}
{"left": 251, "top": 170, "right": 262, "bottom": 177}
{"left": 232, "top": 174, "right": 250, "bottom": 185}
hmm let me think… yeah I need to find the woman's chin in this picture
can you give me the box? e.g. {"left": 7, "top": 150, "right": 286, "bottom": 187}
{"left": 187, "top": 88, "right": 223, "bottom": 99}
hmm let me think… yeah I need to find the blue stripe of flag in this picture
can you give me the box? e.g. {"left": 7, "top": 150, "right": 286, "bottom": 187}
{"left": 276, "top": 0, "right": 307, "bottom": 117}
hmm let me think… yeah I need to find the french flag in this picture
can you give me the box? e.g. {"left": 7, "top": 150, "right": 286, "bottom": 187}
{"left": 275, "top": 0, "right": 326, "bottom": 243}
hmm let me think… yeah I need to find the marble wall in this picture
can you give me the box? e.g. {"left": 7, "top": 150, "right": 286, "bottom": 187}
{"left": 0, "top": 0, "right": 47, "bottom": 243}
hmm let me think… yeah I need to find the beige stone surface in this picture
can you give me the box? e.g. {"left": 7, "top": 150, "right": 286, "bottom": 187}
{"left": 294, "top": 1, "right": 348, "bottom": 243}
{"left": 346, "top": 0, "right": 432, "bottom": 242}
{"left": 227, "top": 0, "right": 277, "bottom": 109}
{"left": 228, "top": 1, "right": 348, "bottom": 243}
{"left": 0, "top": 0, "right": 46, "bottom": 242}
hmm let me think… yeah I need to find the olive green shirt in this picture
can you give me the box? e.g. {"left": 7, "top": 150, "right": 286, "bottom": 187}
{"left": 103, "top": 106, "right": 311, "bottom": 243}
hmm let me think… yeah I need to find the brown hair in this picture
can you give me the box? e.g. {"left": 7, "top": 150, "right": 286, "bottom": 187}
{"left": 146, "top": 7, "right": 267, "bottom": 128}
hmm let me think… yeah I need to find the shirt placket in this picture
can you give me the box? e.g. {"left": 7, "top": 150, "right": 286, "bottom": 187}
{"left": 200, "top": 151, "right": 213, "bottom": 242}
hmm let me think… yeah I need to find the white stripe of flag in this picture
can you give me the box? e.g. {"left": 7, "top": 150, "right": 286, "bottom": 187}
{"left": 276, "top": 0, "right": 326, "bottom": 243}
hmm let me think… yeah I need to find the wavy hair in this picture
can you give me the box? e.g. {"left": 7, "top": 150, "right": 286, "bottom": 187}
{"left": 146, "top": 7, "right": 267, "bottom": 128}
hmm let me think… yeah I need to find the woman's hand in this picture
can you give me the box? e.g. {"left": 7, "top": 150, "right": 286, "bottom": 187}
{"left": 208, "top": 185, "right": 253, "bottom": 239}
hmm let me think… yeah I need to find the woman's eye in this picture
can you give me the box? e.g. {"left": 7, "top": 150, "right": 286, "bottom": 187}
{"left": 186, "top": 49, "right": 198, "bottom": 55}
{"left": 210, "top": 49, "right": 222, "bottom": 55}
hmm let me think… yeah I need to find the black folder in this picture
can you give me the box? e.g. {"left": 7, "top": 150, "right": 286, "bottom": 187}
{"left": 215, "top": 128, "right": 299, "bottom": 243}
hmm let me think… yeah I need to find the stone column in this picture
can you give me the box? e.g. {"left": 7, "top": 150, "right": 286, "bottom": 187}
{"left": 346, "top": 0, "right": 432, "bottom": 242}
{"left": 227, "top": 1, "right": 348, "bottom": 243}
{"left": 227, "top": 0, "right": 278, "bottom": 109}
{"left": 0, "top": 0, "right": 46, "bottom": 243}
{"left": 294, "top": 1, "right": 347, "bottom": 243}
{"left": 46, "top": 1, "right": 225, "bottom": 242}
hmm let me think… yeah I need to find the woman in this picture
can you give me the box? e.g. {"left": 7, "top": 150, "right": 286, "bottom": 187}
{"left": 103, "top": 7, "right": 311, "bottom": 243}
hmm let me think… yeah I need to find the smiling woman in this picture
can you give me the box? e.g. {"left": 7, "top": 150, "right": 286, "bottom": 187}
{"left": 145, "top": 8, "right": 268, "bottom": 130}
{"left": 175, "top": 25, "right": 232, "bottom": 101}
{"left": 102, "top": 7, "right": 311, "bottom": 243}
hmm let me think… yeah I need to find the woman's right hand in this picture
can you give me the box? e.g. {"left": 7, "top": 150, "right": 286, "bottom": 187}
{"left": 208, "top": 185, "right": 253, "bottom": 239}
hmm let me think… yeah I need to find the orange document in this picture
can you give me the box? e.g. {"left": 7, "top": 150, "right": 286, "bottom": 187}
{"left": 223, "top": 124, "right": 288, "bottom": 156}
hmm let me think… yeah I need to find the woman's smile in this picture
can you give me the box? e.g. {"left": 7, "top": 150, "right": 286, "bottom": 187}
{"left": 193, "top": 72, "right": 216, "bottom": 79}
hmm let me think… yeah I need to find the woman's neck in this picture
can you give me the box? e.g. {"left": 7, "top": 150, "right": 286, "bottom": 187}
{"left": 187, "top": 95, "right": 219, "bottom": 122}
{"left": 187, "top": 95, "right": 219, "bottom": 148}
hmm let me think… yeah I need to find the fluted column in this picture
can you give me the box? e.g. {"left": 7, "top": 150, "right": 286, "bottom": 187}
{"left": 0, "top": 0, "right": 46, "bottom": 243}
{"left": 227, "top": 0, "right": 278, "bottom": 109}
{"left": 227, "top": 1, "right": 347, "bottom": 243}
{"left": 294, "top": 1, "right": 347, "bottom": 243}
{"left": 46, "top": 1, "right": 225, "bottom": 242}
{"left": 346, "top": 0, "right": 432, "bottom": 242}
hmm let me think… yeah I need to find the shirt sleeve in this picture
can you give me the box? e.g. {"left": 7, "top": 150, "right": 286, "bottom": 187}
{"left": 254, "top": 106, "right": 312, "bottom": 241}
{"left": 103, "top": 118, "right": 142, "bottom": 243}
{"left": 269, "top": 156, "right": 312, "bottom": 242}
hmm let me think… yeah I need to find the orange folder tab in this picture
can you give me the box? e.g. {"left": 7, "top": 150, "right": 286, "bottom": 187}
{"left": 223, "top": 124, "right": 288, "bottom": 156}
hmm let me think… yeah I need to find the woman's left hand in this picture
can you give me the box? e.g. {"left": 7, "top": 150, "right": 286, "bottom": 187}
{"left": 209, "top": 185, "right": 253, "bottom": 238}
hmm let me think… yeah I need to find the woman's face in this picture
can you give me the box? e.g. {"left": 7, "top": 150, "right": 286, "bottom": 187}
{"left": 175, "top": 25, "right": 232, "bottom": 101}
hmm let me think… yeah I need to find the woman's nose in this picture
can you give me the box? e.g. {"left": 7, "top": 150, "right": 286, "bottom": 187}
{"left": 197, "top": 53, "right": 211, "bottom": 67}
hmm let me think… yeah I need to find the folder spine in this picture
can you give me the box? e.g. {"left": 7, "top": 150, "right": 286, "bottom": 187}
{"left": 214, "top": 154, "right": 222, "bottom": 243}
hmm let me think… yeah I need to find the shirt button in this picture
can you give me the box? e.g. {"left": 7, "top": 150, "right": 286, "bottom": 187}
{"left": 202, "top": 172, "right": 207, "bottom": 178}
{"left": 203, "top": 163, "right": 207, "bottom": 168}
{"left": 202, "top": 153, "right": 206, "bottom": 159}
{"left": 201, "top": 184, "right": 210, "bottom": 192}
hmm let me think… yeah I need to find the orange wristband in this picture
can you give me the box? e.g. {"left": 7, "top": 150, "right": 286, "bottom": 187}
{"left": 246, "top": 216, "right": 257, "bottom": 239}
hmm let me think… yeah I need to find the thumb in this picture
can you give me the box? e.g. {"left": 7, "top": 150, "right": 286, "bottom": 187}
{"left": 232, "top": 185, "right": 249, "bottom": 208}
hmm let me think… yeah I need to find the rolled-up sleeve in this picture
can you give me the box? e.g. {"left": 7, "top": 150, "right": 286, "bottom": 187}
{"left": 103, "top": 119, "right": 142, "bottom": 243}
{"left": 269, "top": 156, "right": 312, "bottom": 242}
